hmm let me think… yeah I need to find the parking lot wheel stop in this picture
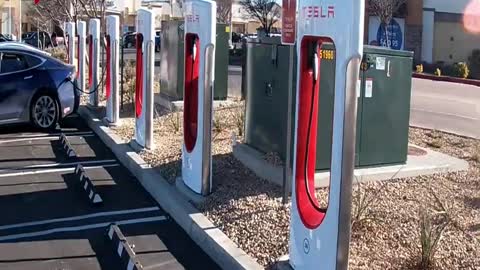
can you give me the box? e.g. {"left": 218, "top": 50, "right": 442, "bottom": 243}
{"left": 107, "top": 224, "right": 144, "bottom": 270}
{"left": 75, "top": 164, "right": 104, "bottom": 205}
{"left": 59, "top": 133, "right": 78, "bottom": 158}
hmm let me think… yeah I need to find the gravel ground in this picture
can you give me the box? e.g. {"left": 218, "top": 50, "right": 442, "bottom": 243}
{"left": 106, "top": 102, "right": 479, "bottom": 270}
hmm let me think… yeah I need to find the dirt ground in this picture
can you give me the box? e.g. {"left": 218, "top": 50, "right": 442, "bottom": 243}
{"left": 109, "top": 102, "right": 479, "bottom": 270}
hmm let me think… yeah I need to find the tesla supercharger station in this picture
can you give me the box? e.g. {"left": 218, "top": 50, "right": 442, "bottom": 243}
{"left": 289, "top": 1, "right": 365, "bottom": 269}
{"left": 77, "top": 21, "right": 87, "bottom": 93}
{"left": 134, "top": 9, "right": 155, "bottom": 149}
{"left": 181, "top": 0, "right": 216, "bottom": 196}
{"left": 105, "top": 15, "right": 120, "bottom": 126}
{"left": 65, "top": 22, "right": 75, "bottom": 66}
{"left": 88, "top": 19, "right": 100, "bottom": 107}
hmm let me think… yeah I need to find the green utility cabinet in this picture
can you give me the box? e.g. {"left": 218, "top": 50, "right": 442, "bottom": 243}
{"left": 160, "top": 20, "right": 184, "bottom": 101}
{"left": 244, "top": 38, "right": 339, "bottom": 170}
{"left": 357, "top": 46, "right": 413, "bottom": 166}
{"left": 244, "top": 40, "right": 413, "bottom": 170}
{"left": 160, "top": 21, "right": 229, "bottom": 101}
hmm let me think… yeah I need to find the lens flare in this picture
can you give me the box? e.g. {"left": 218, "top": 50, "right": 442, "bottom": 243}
{"left": 464, "top": 0, "right": 480, "bottom": 33}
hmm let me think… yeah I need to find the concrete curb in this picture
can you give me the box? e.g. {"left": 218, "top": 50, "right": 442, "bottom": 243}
{"left": 233, "top": 142, "right": 469, "bottom": 188}
{"left": 413, "top": 72, "right": 480, "bottom": 87}
{"left": 78, "top": 107, "right": 263, "bottom": 270}
{"left": 154, "top": 93, "right": 236, "bottom": 112}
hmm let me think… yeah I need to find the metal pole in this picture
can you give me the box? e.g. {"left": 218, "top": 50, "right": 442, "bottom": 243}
{"left": 19, "top": 0, "right": 21, "bottom": 41}
{"left": 101, "top": 34, "right": 104, "bottom": 97}
{"left": 120, "top": 36, "right": 124, "bottom": 111}
{"left": 145, "top": 41, "right": 154, "bottom": 150}
{"left": 283, "top": 45, "right": 294, "bottom": 204}
{"left": 9, "top": 3, "right": 12, "bottom": 37}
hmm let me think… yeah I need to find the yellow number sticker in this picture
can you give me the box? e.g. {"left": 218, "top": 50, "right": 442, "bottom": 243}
{"left": 319, "top": 50, "right": 335, "bottom": 60}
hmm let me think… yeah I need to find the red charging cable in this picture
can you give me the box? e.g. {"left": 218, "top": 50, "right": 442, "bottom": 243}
{"left": 135, "top": 34, "right": 143, "bottom": 119}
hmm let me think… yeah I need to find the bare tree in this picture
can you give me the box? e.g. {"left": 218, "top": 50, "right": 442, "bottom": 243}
{"left": 25, "top": 3, "right": 50, "bottom": 32}
{"left": 28, "top": 0, "right": 77, "bottom": 35}
{"left": 240, "top": 0, "right": 280, "bottom": 35}
{"left": 76, "top": 0, "right": 107, "bottom": 23}
{"left": 217, "top": 0, "right": 232, "bottom": 24}
{"left": 31, "top": 0, "right": 108, "bottom": 34}
{"left": 368, "top": 0, "right": 406, "bottom": 48}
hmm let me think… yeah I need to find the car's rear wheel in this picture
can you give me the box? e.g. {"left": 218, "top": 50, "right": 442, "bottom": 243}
{"left": 31, "top": 94, "right": 59, "bottom": 130}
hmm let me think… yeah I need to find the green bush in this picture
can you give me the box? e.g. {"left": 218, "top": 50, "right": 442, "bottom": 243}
{"left": 416, "top": 64, "right": 424, "bottom": 73}
{"left": 452, "top": 62, "right": 470, "bottom": 79}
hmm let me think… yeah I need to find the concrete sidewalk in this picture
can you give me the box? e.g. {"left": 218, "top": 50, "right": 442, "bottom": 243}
{"left": 233, "top": 143, "right": 469, "bottom": 188}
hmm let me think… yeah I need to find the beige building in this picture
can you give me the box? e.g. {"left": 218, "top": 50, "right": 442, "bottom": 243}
{"left": 0, "top": 0, "right": 24, "bottom": 38}
{"left": 423, "top": 0, "right": 480, "bottom": 64}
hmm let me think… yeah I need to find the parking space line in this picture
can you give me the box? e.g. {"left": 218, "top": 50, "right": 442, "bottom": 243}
{"left": 0, "top": 216, "right": 167, "bottom": 242}
{"left": 0, "top": 163, "right": 119, "bottom": 178}
{"left": 0, "top": 134, "right": 95, "bottom": 144}
{"left": 0, "top": 207, "right": 161, "bottom": 231}
{"left": 0, "top": 131, "right": 94, "bottom": 140}
{"left": 0, "top": 159, "right": 117, "bottom": 173}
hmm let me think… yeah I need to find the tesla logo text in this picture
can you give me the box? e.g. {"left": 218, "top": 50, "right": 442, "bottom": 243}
{"left": 186, "top": 14, "right": 200, "bottom": 23}
{"left": 302, "top": 5, "right": 335, "bottom": 19}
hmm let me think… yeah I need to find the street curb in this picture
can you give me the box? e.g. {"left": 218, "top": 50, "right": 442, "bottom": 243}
{"left": 77, "top": 107, "right": 263, "bottom": 270}
{"left": 413, "top": 72, "right": 480, "bottom": 87}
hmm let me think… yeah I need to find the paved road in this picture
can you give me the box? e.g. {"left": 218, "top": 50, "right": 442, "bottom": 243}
{"left": 410, "top": 78, "right": 480, "bottom": 139}
{"left": 0, "top": 116, "right": 219, "bottom": 270}
{"left": 224, "top": 65, "right": 480, "bottom": 138}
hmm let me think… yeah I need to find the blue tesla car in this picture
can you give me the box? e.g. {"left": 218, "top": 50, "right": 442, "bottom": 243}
{"left": 0, "top": 42, "right": 78, "bottom": 129}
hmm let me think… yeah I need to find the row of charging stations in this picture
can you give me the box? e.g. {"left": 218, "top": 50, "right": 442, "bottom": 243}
{"left": 68, "top": 5, "right": 215, "bottom": 196}
{"left": 68, "top": 10, "right": 154, "bottom": 149}
{"left": 68, "top": 0, "right": 365, "bottom": 268}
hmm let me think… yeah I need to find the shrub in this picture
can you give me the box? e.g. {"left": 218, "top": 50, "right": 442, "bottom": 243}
{"left": 434, "top": 68, "right": 441, "bottom": 76}
{"left": 416, "top": 64, "right": 424, "bottom": 73}
{"left": 416, "top": 192, "right": 452, "bottom": 270}
{"left": 472, "top": 143, "right": 480, "bottom": 163}
{"left": 351, "top": 180, "right": 380, "bottom": 231}
{"left": 45, "top": 47, "right": 67, "bottom": 62}
{"left": 452, "top": 62, "right": 470, "bottom": 78}
{"left": 121, "top": 61, "right": 136, "bottom": 104}
{"left": 418, "top": 207, "right": 449, "bottom": 269}
{"left": 229, "top": 105, "right": 245, "bottom": 137}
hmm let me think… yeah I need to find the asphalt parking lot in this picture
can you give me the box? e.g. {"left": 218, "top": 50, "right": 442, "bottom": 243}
{"left": 0, "top": 116, "right": 219, "bottom": 270}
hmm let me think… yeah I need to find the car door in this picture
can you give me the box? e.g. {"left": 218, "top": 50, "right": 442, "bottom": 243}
{"left": 0, "top": 52, "right": 36, "bottom": 122}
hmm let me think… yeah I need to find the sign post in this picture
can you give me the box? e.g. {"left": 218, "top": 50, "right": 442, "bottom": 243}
{"left": 282, "top": 0, "right": 296, "bottom": 204}
{"left": 282, "top": 0, "right": 296, "bottom": 45}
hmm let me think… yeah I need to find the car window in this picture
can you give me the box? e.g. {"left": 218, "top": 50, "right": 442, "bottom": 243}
{"left": 0, "top": 53, "right": 29, "bottom": 74}
{"left": 25, "top": 54, "right": 43, "bottom": 67}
